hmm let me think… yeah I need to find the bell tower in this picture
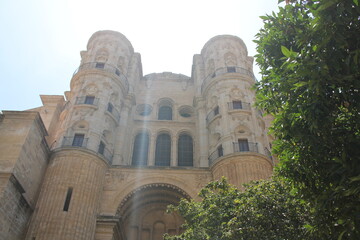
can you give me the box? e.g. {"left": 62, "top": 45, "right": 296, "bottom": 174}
{"left": 192, "top": 35, "right": 273, "bottom": 187}
{"left": 25, "top": 31, "right": 143, "bottom": 240}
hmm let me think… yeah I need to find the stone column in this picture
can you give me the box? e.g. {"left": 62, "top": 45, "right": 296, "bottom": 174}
{"left": 113, "top": 99, "right": 132, "bottom": 165}
{"left": 171, "top": 135, "right": 177, "bottom": 167}
{"left": 148, "top": 133, "right": 156, "bottom": 166}
{"left": 194, "top": 97, "right": 209, "bottom": 167}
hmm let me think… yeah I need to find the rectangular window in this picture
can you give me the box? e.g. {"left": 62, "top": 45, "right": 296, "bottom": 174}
{"left": 95, "top": 62, "right": 105, "bottom": 69}
{"left": 63, "top": 187, "right": 73, "bottom": 212}
{"left": 227, "top": 67, "right": 236, "bottom": 73}
{"left": 233, "top": 101, "right": 242, "bottom": 109}
{"left": 214, "top": 106, "right": 219, "bottom": 116}
{"left": 85, "top": 96, "right": 95, "bottom": 105}
{"left": 72, "top": 134, "right": 84, "bottom": 147}
{"left": 98, "top": 141, "right": 105, "bottom": 155}
{"left": 238, "top": 139, "right": 249, "bottom": 152}
{"left": 107, "top": 103, "right": 113, "bottom": 113}
{"left": 217, "top": 145, "right": 223, "bottom": 157}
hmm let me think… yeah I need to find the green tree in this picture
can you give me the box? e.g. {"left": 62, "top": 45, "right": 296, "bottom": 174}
{"left": 165, "top": 177, "right": 313, "bottom": 240}
{"left": 255, "top": 0, "right": 360, "bottom": 238}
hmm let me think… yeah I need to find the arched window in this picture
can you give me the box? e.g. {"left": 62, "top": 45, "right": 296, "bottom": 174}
{"left": 178, "top": 134, "right": 193, "bottom": 166}
{"left": 155, "top": 133, "right": 171, "bottom": 166}
{"left": 158, "top": 106, "right": 172, "bottom": 120}
{"left": 131, "top": 132, "right": 149, "bottom": 166}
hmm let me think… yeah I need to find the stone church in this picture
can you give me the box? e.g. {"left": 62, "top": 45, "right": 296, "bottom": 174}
{"left": 0, "top": 30, "right": 274, "bottom": 240}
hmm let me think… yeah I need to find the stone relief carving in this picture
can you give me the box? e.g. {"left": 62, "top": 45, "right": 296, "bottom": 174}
{"left": 95, "top": 48, "right": 109, "bottom": 62}
{"left": 86, "top": 85, "right": 98, "bottom": 95}
{"left": 230, "top": 87, "right": 245, "bottom": 99}
{"left": 74, "top": 108, "right": 95, "bottom": 120}
{"left": 104, "top": 171, "right": 129, "bottom": 191}
{"left": 196, "top": 174, "right": 211, "bottom": 188}
{"left": 224, "top": 52, "right": 237, "bottom": 66}
{"left": 222, "top": 42, "right": 235, "bottom": 51}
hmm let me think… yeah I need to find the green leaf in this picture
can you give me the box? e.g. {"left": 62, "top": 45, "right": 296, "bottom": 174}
{"left": 338, "top": 230, "right": 347, "bottom": 240}
{"left": 353, "top": 0, "right": 359, "bottom": 6}
{"left": 281, "top": 46, "right": 291, "bottom": 58}
{"left": 349, "top": 175, "right": 360, "bottom": 182}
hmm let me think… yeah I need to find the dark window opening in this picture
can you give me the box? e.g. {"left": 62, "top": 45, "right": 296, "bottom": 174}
{"left": 98, "top": 141, "right": 105, "bottom": 155}
{"left": 95, "top": 62, "right": 105, "bottom": 68}
{"left": 115, "top": 69, "right": 120, "bottom": 76}
{"left": 178, "top": 134, "right": 193, "bottom": 166}
{"left": 227, "top": 67, "right": 236, "bottom": 73}
{"left": 214, "top": 106, "right": 219, "bottom": 116}
{"left": 212, "top": 72, "right": 216, "bottom": 78}
{"left": 155, "top": 134, "right": 171, "bottom": 166}
{"left": 238, "top": 139, "right": 249, "bottom": 152}
{"left": 107, "top": 103, "right": 113, "bottom": 113}
{"left": 233, "top": 101, "right": 243, "bottom": 109}
{"left": 85, "top": 96, "right": 95, "bottom": 105}
{"left": 63, "top": 187, "right": 73, "bottom": 212}
{"left": 217, "top": 145, "right": 223, "bottom": 157}
{"left": 132, "top": 133, "right": 149, "bottom": 166}
{"left": 72, "top": 134, "right": 85, "bottom": 147}
{"left": 158, "top": 106, "right": 172, "bottom": 120}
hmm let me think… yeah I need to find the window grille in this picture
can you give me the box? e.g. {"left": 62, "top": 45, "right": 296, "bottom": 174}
{"left": 98, "top": 141, "right": 105, "bottom": 155}
{"left": 227, "top": 66, "right": 236, "bottom": 73}
{"left": 233, "top": 101, "right": 243, "bottom": 109}
{"left": 238, "top": 139, "right": 250, "bottom": 151}
{"left": 85, "top": 96, "right": 95, "bottom": 105}
{"left": 95, "top": 62, "right": 105, "bottom": 68}
{"left": 155, "top": 134, "right": 171, "bottom": 166}
{"left": 178, "top": 134, "right": 193, "bottom": 166}
{"left": 72, "top": 134, "right": 85, "bottom": 147}
{"left": 158, "top": 106, "right": 172, "bottom": 120}
{"left": 132, "top": 133, "right": 149, "bottom": 166}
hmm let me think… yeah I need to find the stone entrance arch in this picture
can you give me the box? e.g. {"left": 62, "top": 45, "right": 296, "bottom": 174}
{"left": 106, "top": 183, "right": 190, "bottom": 240}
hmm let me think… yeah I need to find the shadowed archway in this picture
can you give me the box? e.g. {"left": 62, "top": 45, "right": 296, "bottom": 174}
{"left": 116, "top": 183, "right": 191, "bottom": 240}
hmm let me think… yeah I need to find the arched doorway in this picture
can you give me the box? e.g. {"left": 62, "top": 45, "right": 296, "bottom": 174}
{"left": 116, "top": 183, "right": 190, "bottom": 240}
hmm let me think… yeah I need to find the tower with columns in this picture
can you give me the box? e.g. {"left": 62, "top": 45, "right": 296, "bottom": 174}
{"left": 0, "top": 30, "right": 273, "bottom": 240}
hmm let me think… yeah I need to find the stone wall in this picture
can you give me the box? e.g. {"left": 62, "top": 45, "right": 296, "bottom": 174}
{"left": 0, "top": 111, "right": 49, "bottom": 240}
{"left": 0, "top": 175, "right": 32, "bottom": 240}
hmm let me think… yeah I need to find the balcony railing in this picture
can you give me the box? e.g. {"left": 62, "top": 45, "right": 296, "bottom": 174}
{"left": 73, "top": 62, "right": 129, "bottom": 92}
{"left": 62, "top": 137, "right": 89, "bottom": 148}
{"left": 209, "top": 142, "right": 275, "bottom": 166}
{"left": 98, "top": 145, "right": 113, "bottom": 164}
{"left": 233, "top": 142, "right": 259, "bottom": 153}
{"left": 227, "top": 101, "right": 251, "bottom": 111}
{"left": 201, "top": 66, "right": 255, "bottom": 92}
{"left": 209, "top": 146, "right": 223, "bottom": 165}
{"left": 61, "top": 137, "right": 112, "bottom": 165}
{"left": 75, "top": 96, "right": 99, "bottom": 106}
{"left": 206, "top": 106, "right": 220, "bottom": 124}
{"left": 106, "top": 103, "right": 120, "bottom": 122}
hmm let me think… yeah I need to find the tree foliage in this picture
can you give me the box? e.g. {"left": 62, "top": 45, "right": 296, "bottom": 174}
{"left": 165, "top": 177, "right": 313, "bottom": 240}
{"left": 255, "top": 0, "right": 360, "bottom": 238}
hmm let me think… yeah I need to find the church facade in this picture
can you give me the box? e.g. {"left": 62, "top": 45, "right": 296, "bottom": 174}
{"left": 0, "top": 30, "right": 274, "bottom": 240}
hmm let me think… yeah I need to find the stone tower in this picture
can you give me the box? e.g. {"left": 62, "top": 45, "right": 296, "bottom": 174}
{"left": 0, "top": 30, "right": 273, "bottom": 240}
{"left": 193, "top": 35, "right": 273, "bottom": 186}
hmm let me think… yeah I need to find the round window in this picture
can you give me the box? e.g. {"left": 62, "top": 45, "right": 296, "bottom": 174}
{"left": 179, "top": 106, "right": 193, "bottom": 118}
{"left": 136, "top": 104, "right": 152, "bottom": 116}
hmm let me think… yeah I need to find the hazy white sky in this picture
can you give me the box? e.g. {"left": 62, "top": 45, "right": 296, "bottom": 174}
{"left": 0, "top": 0, "right": 281, "bottom": 110}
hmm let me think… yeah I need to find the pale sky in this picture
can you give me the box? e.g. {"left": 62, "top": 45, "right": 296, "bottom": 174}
{"left": 0, "top": 0, "right": 281, "bottom": 111}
